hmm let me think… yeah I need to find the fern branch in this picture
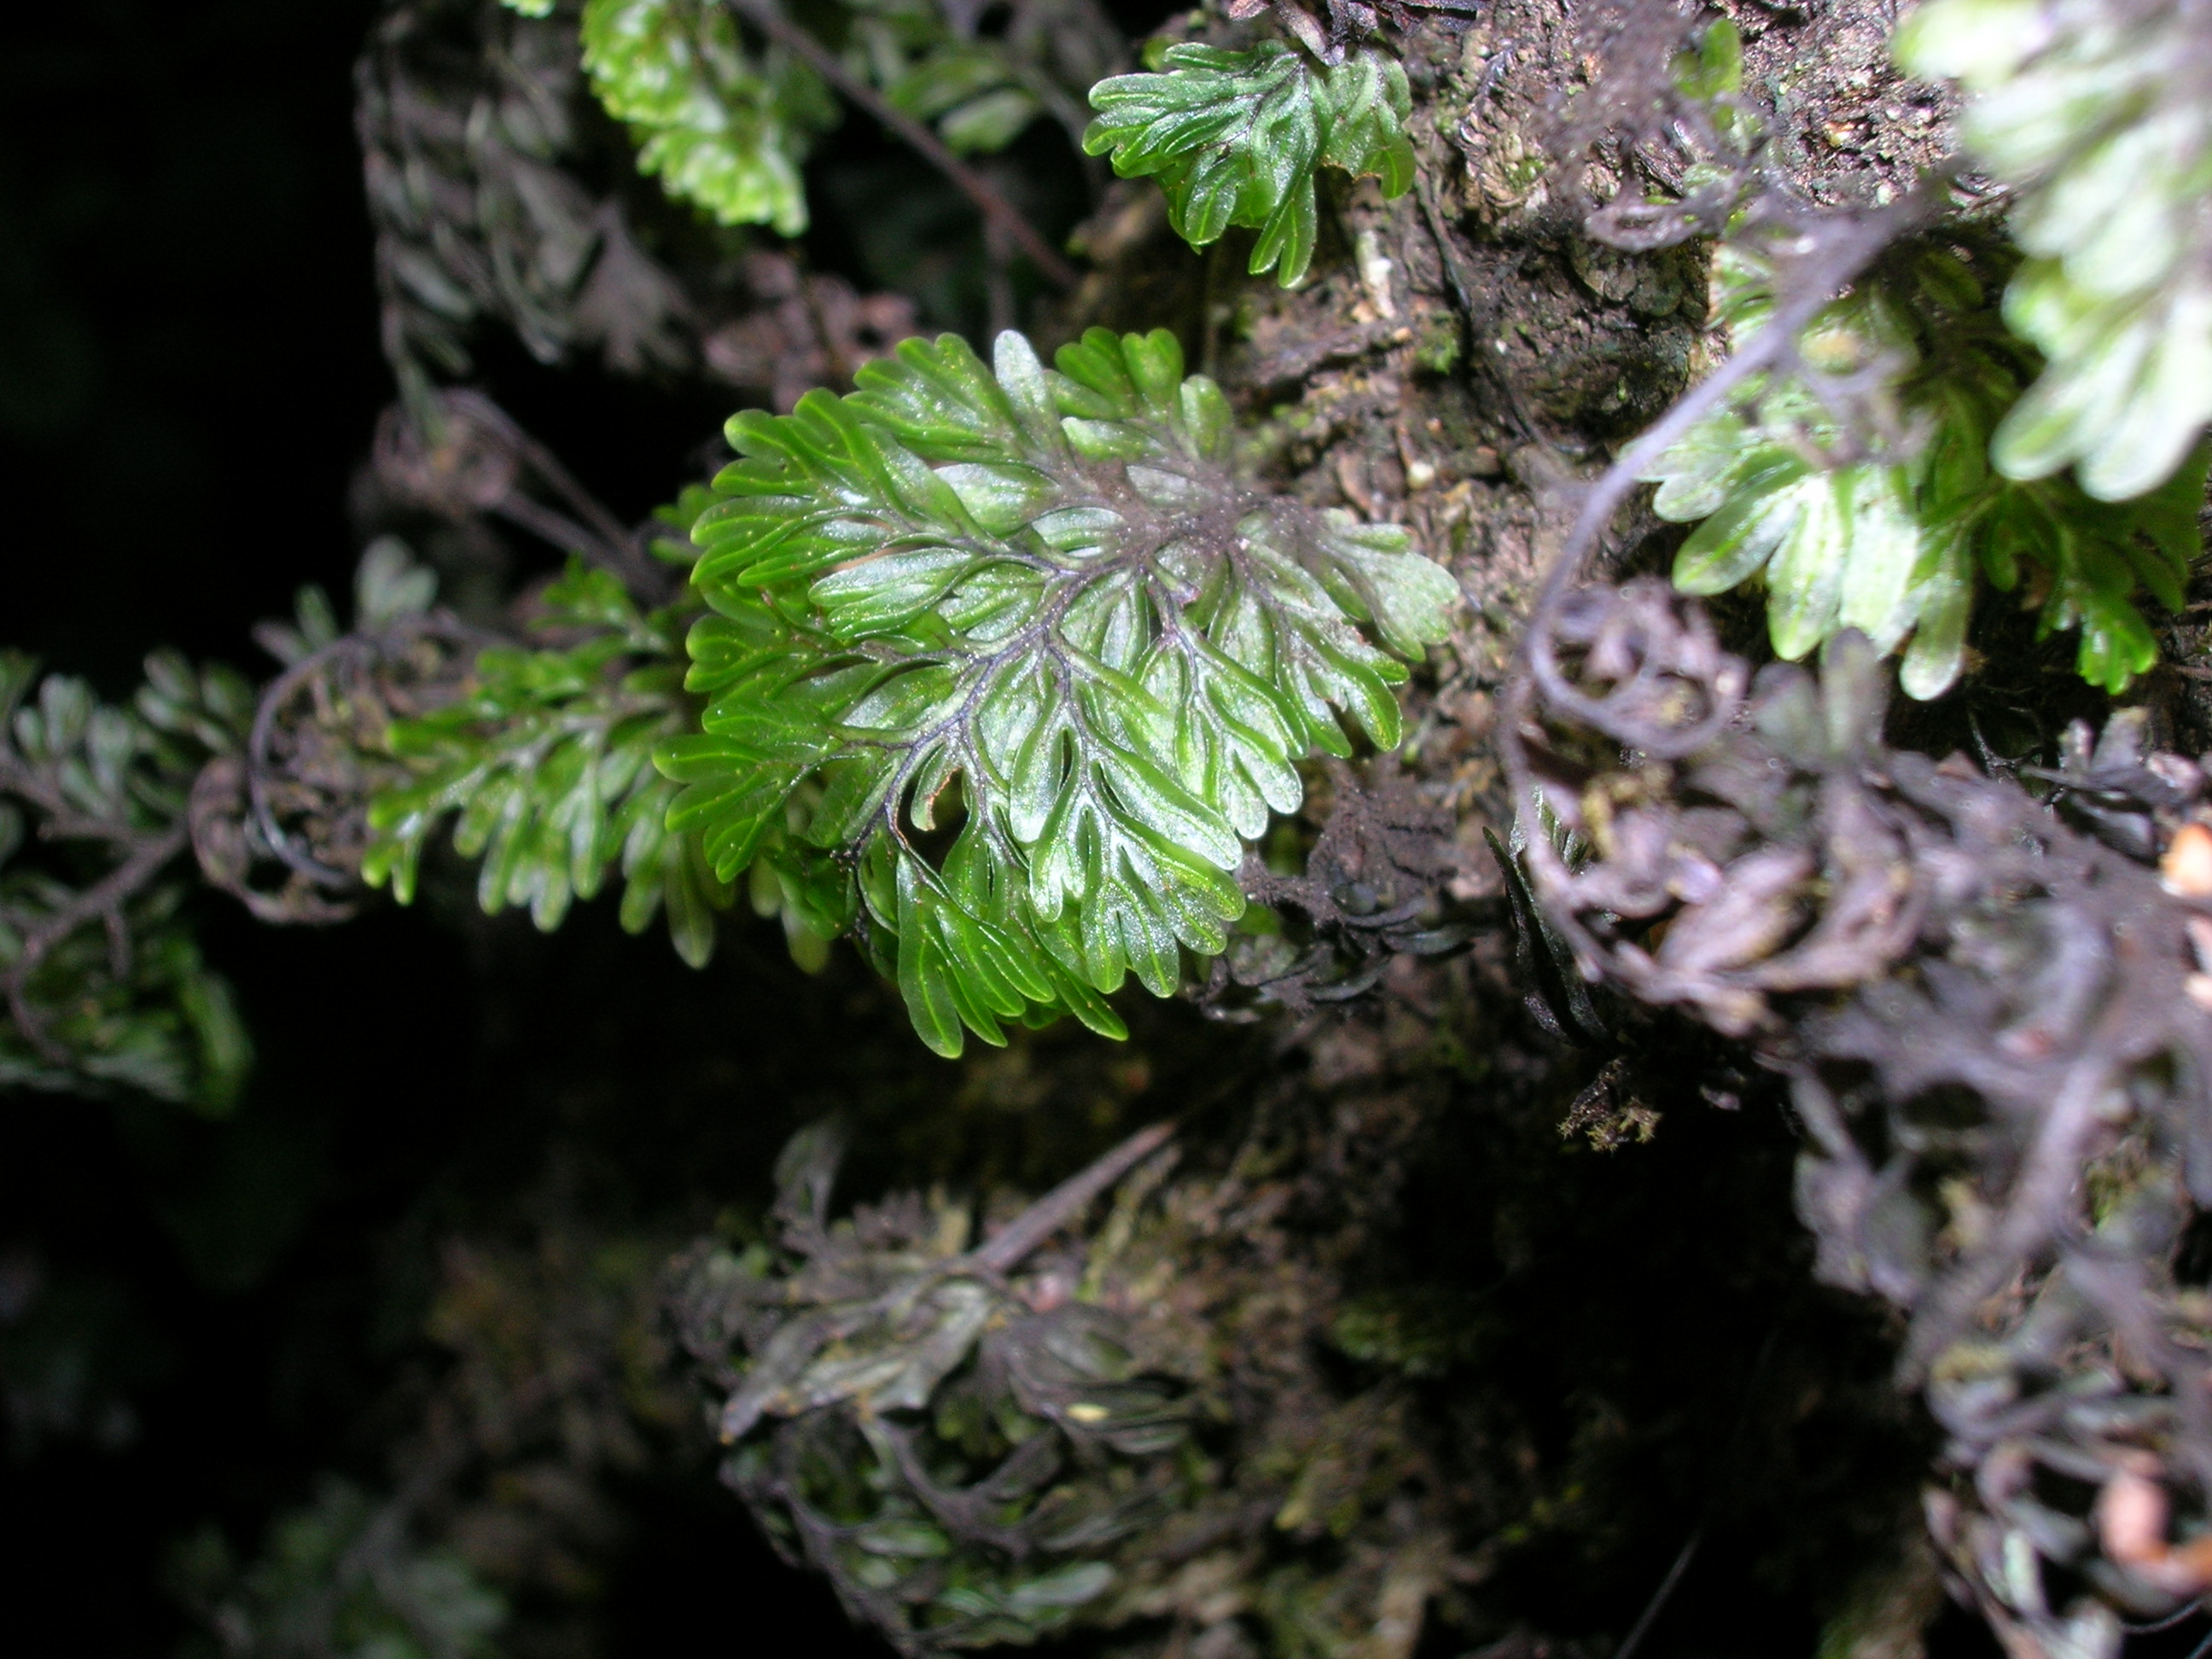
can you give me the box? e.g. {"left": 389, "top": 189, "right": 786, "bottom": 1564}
{"left": 969, "top": 1117, "right": 1177, "bottom": 1273}
{"left": 725, "top": 0, "right": 1080, "bottom": 289}
{"left": 1, "top": 821, "right": 189, "bottom": 1064}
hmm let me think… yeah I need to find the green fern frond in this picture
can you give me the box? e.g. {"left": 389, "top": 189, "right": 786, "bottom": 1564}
{"left": 1646, "top": 244, "right": 2205, "bottom": 696}
{"left": 1896, "top": 0, "right": 2212, "bottom": 501}
{"left": 579, "top": 0, "right": 836, "bottom": 235}
{"left": 658, "top": 326, "right": 1458, "bottom": 1055}
{"left": 363, "top": 558, "right": 735, "bottom": 969}
{"left": 1084, "top": 42, "right": 1414, "bottom": 285}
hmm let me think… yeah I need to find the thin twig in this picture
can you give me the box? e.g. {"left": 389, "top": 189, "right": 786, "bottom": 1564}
{"left": 439, "top": 391, "right": 667, "bottom": 598}
{"left": 0, "top": 754, "right": 74, "bottom": 827}
{"left": 1615, "top": 1529, "right": 1702, "bottom": 1659}
{"left": 38, "top": 812, "right": 150, "bottom": 849}
{"left": 2, "top": 819, "right": 189, "bottom": 1063}
{"left": 0, "top": 752, "right": 148, "bottom": 848}
{"left": 970, "top": 1119, "right": 1178, "bottom": 1274}
{"left": 2124, "top": 1601, "right": 2209, "bottom": 1635}
{"left": 488, "top": 495, "right": 626, "bottom": 569}
{"left": 726, "top": 0, "right": 1080, "bottom": 292}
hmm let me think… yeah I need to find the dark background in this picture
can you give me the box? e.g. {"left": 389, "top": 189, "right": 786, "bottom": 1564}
{"left": 0, "top": 2, "right": 889, "bottom": 1650}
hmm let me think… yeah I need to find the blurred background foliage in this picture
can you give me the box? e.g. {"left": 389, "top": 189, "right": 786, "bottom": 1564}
{"left": 0, "top": 0, "right": 835, "bottom": 1647}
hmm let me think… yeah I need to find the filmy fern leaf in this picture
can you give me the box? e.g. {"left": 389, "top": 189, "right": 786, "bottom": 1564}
{"left": 579, "top": 0, "right": 836, "bottom": 235}
{"left": 364, "top": 558, "right": 734, "bottom": 969}
{"left": 1084, "top": 42, "right": 1414, "bottom": 285}
{"left": 1645, "top": 243, "right": 2205, "bottom": 697}
{"left": 658, "top": 327, "right": 1458, "bottom": 1055}
{"left": 1895, "top": 0, "right": 2212, "bottom": 501}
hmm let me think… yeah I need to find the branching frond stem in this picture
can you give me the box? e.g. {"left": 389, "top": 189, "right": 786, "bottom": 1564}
{"left": 725, "top": 0, "right": 1080, "bottom": 291}
{"left": 969, "top": 1117, "right": 1178, "bottom": 1274}
{"left": 1, "top": 819, "right": 189, "bottom": 1063}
